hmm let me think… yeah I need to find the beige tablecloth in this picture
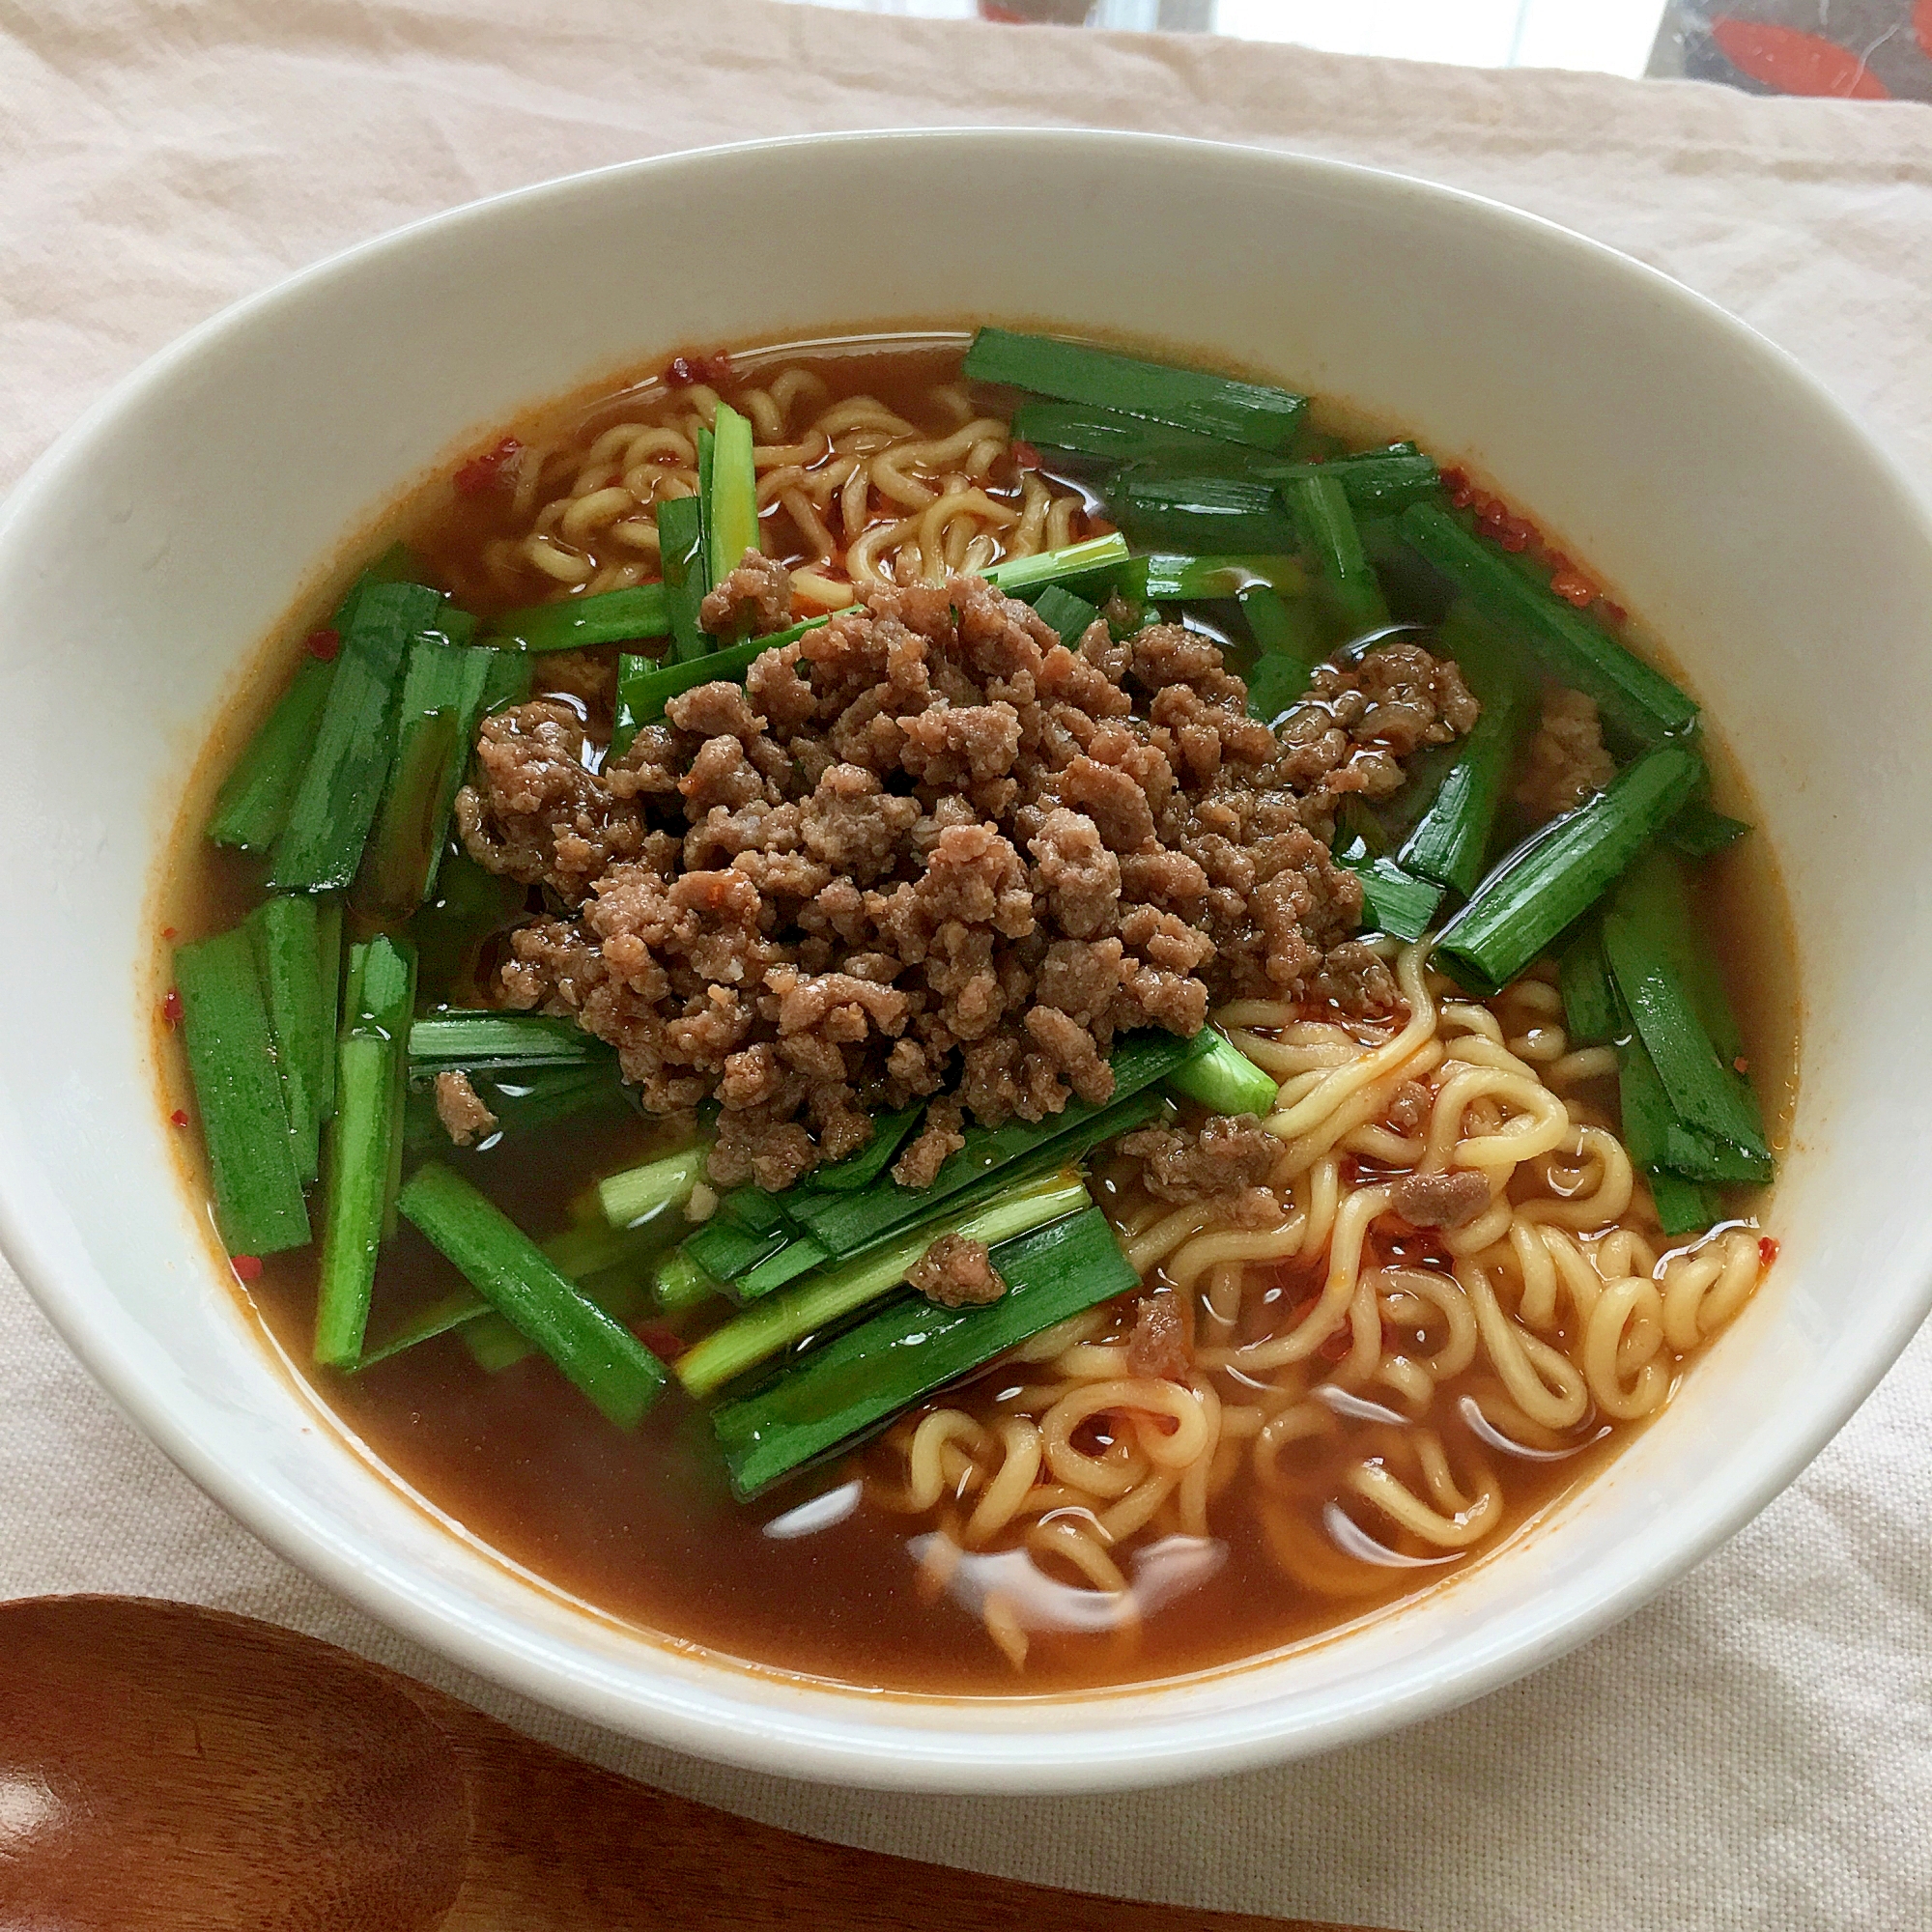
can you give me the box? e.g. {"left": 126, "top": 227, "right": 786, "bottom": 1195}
{"left": 5, "top": 6, "right": 1931, "bottom": 1928}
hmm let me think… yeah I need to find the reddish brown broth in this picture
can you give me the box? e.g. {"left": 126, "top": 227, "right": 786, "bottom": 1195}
{"left": 156, "top": 337, "right": 1800, "bottom": 1694}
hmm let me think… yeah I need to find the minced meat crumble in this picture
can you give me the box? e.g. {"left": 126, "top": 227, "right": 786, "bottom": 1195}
{"left": 909, "top": 1233, "right": 1007, "bottom": 1308}
{"left": 455, "top": 561, "right": 1477, "bottom": 1190}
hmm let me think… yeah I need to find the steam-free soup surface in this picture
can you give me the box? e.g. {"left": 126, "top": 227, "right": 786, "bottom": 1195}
{"left": 163, "top": 335, "right": 1796, "bottom": 1693}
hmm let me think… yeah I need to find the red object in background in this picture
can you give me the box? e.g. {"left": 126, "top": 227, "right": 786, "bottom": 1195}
{"left": 980, "top": 3, "right": 1029, "bottom": 18}
{"left": 1918, "top": 0, "right": 1932, "bottom": 58}
{"left": 1709, "top": 15, "right": 1891, "bottom": 97}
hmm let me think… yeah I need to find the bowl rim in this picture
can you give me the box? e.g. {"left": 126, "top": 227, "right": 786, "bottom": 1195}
{"left": 5, "top": 125, "right": 1931, "bottom": 1792}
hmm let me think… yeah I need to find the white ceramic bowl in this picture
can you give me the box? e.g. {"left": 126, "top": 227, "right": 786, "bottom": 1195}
{"left": 2, "top": 130, "right": 1927, "bottom": 1793}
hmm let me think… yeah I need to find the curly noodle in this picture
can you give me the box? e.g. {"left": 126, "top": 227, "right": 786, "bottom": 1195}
{"left": 863, "top": 941, "right": 1767, "bottom": 1670}
{"left": 471, "top": 358, "right": 1090, "bottom": 611}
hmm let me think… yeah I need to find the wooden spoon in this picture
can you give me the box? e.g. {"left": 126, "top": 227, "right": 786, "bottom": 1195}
{"left": 0, "top": 1596, "right": 1393, "bottom": 1931}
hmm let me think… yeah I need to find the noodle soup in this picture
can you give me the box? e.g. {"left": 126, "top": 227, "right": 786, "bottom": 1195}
{"left": 160, "top": 332, "right": 1794, "bottom": 1691}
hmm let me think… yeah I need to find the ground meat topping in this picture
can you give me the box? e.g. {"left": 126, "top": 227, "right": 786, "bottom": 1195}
{"left": 894, "top": 1097, "right": 966, "bottom": 1189}
{"left": 1127, "top": 1293, "right": 1192, "bottom": 1382}
{"left": 1354, "top": 641, "right": 1481, "bottom": 750}
{"left": 533, "top": 648, "right": 619, "bottom": 731}
{"left": 1390, "top": 1169, "right": 1492, "bottom": 1230}
{"left": 433, "top": 1070, "right": 498, "bottom": 1148}
{"left": 1386, "top": 1079, "right": 1435, "bottom": 1137}
{"left": 464, "top": 572, "right": 1477, "bottom": 1188}
{"left": 909, "top": 1233, "right": 1007, "bottom": 1308}
{"left": 1118, "top": 1113, "right": 1281, "bottom": 1207}
{"left": 1310, "top": 940, "right": 1400, "bottom": 1018}
{"left": 454, "top": 700, "right": 648, "bottom": 899}
{"left": 698, "top": 548, "right": 795, "bottom": 639}
{"left": 1515, "top": 687, "right": 1615, "bottom": 821}
{"left": 1267, "top": 647, "right": 1478, "bottom": 830}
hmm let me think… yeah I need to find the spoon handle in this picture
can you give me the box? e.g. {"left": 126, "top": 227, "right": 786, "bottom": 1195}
{"left": 405, "top": 1663, "right": 1364, "bottom": 1931}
